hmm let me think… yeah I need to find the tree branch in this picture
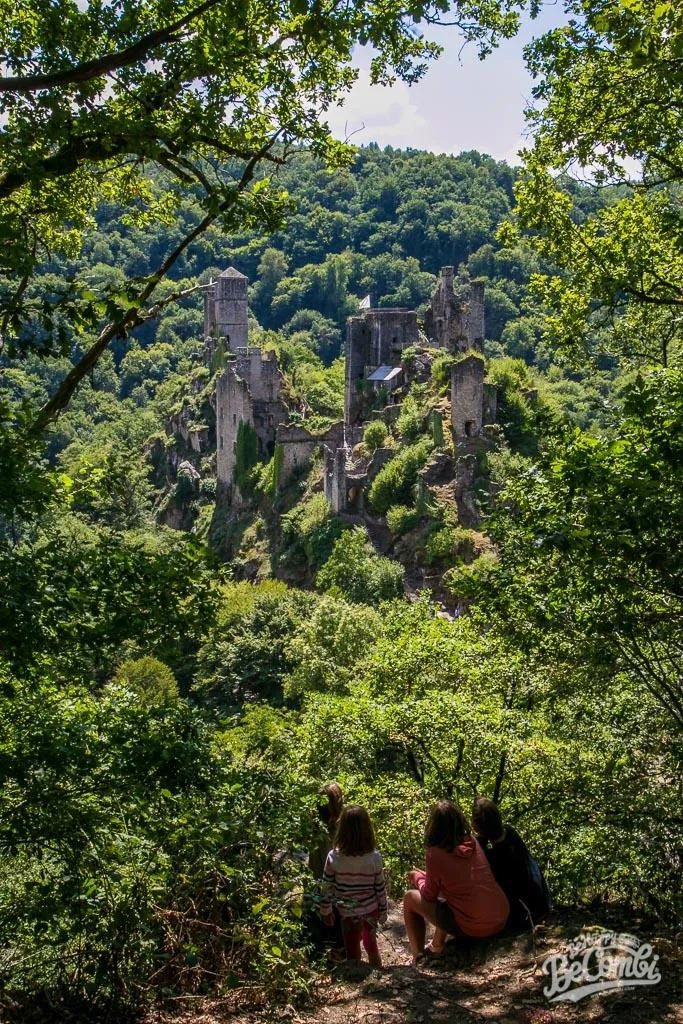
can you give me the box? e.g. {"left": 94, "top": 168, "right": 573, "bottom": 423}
{"left": 0, "top": 0, "right": 222, "bottom": 94}
{"left": 31, "top": 137, "right": 279, "bottom": 432}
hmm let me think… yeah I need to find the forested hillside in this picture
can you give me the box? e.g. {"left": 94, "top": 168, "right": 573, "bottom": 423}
{"left": 0, "top": 0, "right": 681, "bottom": 1020}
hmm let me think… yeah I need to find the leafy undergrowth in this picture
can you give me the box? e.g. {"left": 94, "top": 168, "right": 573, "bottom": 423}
{"left": 142, "top": 901, "right": 682, "bottom": 1024}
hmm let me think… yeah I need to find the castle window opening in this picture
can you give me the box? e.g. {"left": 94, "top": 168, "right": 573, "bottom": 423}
{"left": 464, "top": 420, "right": 474, "bottom": 437}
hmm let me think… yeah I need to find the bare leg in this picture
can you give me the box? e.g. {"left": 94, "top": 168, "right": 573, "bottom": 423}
{"left": 427, "top": 926, "right": 448, "bottom": 954}
{"left": 402, "top": 889, "right": 439, "bottom": 962}
{"left": 362, "top": 921, "right": 382, "bottom": 968}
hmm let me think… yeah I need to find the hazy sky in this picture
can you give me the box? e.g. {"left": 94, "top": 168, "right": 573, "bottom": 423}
{"left": 327, "top": 7, "right": 566, "bottom": 164}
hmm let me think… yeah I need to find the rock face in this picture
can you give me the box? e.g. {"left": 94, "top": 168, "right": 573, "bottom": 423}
{"left": 424, "top": 267, "right": 485, "bottom": 353}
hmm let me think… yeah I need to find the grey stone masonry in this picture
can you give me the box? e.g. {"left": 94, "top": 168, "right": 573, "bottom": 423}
{"left": 345, "top": 307, "right": 419, "bottom": 423}
{"left": 276, "top": 424, "right": 318, "bottom": 488}
{"left": 451, "top": 354, "right": 486, "bottom": 439}
{"left": 425, "top": 268, "right": 485, "bottom": 353}
{"left": 204, "top": 267, "right": 249, "bottom": 353}
{"left": 215, "top": 347, "right": 287, "bottom": 503}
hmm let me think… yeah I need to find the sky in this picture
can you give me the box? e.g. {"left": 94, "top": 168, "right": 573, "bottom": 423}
{"left": 326, "top": 6, "right": 566, "bottom": 164}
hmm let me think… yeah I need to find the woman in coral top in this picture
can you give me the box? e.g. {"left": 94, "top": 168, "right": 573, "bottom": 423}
{"left": 403, "top": 800, "right": 509, "bottom": 962}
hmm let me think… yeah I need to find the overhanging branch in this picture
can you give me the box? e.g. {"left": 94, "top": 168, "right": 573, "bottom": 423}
{"left": 0, "top": 0, "right": 222, "bottom": 94}
{"left": 31, "top": 135, "right": 279, "bottom": 432}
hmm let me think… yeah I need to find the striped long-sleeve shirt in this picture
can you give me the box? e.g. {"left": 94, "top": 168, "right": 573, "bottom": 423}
{"left": 320, "top": 848, "right": 388, "bottom": 921}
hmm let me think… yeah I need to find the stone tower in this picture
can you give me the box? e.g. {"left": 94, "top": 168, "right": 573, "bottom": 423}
{"left": 451, "top": 353, "right": 486, "bottom": 439}
{"left": 425, "top": 268, "right": 485, "bottom": 353}
{"left": 204, "top": 266, "right": 249, "bottom": 352}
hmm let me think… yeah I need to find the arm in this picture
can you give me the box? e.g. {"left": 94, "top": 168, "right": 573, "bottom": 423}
{"left": 416, "top": 848, "right": 440, "bottom": 903}
{"left": 320, "top": 852, "right": 335, "bottom": 920}
{"left": 374, "top": 854, "right": 388, "bottom": 923}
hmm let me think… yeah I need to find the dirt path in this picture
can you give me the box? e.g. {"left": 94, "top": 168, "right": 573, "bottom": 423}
{"left": 292, "top": 902, "right": 682, "bottom": 1024}
{"left": 148, "top": 902, "right": 682, "bottom": 1024}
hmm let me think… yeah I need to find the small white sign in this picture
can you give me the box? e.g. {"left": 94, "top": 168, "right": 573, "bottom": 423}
{"left": 542, "top": 930, "right": 661, "bottom": 1003}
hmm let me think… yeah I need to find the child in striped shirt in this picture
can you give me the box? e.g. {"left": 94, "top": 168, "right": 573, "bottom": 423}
{"left": 321, "top": 804, "right": 388, "bottom": 967}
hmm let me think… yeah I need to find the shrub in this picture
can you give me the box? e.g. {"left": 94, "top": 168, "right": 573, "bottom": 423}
{"left": 386, "top": 504, "right": 420, "bottom": 537}
{"left": 424, "top": 526, "right": 478, "bottom": 566}
{"left": 431, "top": 352, "right": 457, "bottom": 391}
{"left": 195, "top": 583, "right": 317, "bottom": 708}
{"left": 316, "top": 527, "right": 405, "bottom": 606}
{"left": 432, "top": 409, "right": 444, "bottom": 447}
{"left": 368, "top": 438, "right": 433, "bottom": 515}
{"left": 113, "top": 656, "right": 179, "bottom": 706}
{"left": 443, "top": 551, "right": 499, "bottom": 600}
{"left": 284, "top": 595, "right": 380, "bottom": 698}
{"left": 396, "top": 395, "right": 423, "bottom": 442}
{"left": 363, "top": 419, "right": 388, "bottom": 453}
{"left": 234, "top": 420, "right": 260, "bottom": 493}
{"left": 281, "top": 493, "right": 346, "bottom": 571}
{"left": 0, "top": 674, "right": 316, "bottom": 1015}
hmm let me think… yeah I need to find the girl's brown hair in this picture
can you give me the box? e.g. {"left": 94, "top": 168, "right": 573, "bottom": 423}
{"left": 424, "top": 800, "right": 470, "bottom": 851}
{"left": 471, "top": 796, "right": 504, "bottom": 841}
{"left": 334, "top": 804, "right": 376, "bottom": 857}
{"left": 317, "top": 782, "right": 344, "bottom": 829}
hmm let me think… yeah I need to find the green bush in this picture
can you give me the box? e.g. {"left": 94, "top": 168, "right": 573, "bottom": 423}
{"left": 113, "top": 656, "right": 179, "bottom": 706}
{"left": 386, "top": 504, "right": 420, "bottom": 537}
{"left": 363, "top": 419, "right": 388, "bottom": 452}
{"left": 368, "top": 438, "right": 433, "bottom": 515}
{"left": 0, "top": 674, "right": 316, "bottom": 1015}
{"left": 486, "top": 356, "right": 558, "bottom": 456}
{"left": 431, "top": 352, "right": 457, "bottom": 391}
{"left": 195, "top": 582, "right": 317, "bottom": 708}
{"left": 316, "top": 527, "right": 405, "bottom": 606}
{"left": 424, "top": 525, "right": 477, "bottom": 566}
{"left": 396, "top": 395, "right": 423, "bottom": 442}
{"left": 443, "top": 551, "right": 499, "bottom": 600}
{"left": 281, "top": 493, "right": 346, "bottom": 571}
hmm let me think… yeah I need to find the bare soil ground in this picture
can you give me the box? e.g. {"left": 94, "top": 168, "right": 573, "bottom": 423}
{"left": 146, "top": 901, "right": 682, "bottom": 1024}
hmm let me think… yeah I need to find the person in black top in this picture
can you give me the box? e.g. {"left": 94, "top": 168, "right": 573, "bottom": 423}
{"left": 471, "top": 797, "right": 551, "bottom": 930}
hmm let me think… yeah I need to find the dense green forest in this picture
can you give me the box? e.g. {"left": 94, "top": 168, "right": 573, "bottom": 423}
{"left": 0, "top": 0, "right": 681, "bottom": 1019}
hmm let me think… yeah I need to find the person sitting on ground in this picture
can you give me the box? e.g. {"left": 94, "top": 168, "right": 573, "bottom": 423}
{"left": 471, "top": 796, "right": 551, "bottom": 930}
{"left": 403, "top": 799, "right": 509, "bottom": 963}
{"left": 321, "top": 804, "right": 388, "bottom": 967}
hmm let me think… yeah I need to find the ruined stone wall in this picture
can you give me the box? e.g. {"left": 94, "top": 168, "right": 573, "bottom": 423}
{"left": 451, "top": 354, "right": 486, "bottom": 439}
{"left": 323, "top": 447, "right": 348, "bottom": 513}
{"left": 344, "top": 309, "right": 419, "bottom": 423}
{"left": 216, "top": 365, "right": 252, "bottom": 493}
{"left": 215, "top": 346, "right": 288, "bottom": 500}
{"left": 276, "top": 424, "right": 317, "bottom": 486}
{"left": 425, "top": 268, "right": 485, "bottom": 353}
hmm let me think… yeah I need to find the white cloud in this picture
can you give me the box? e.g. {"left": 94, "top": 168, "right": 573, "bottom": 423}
{"left": 326, "top": 69, "right": 428, "bottom": 148}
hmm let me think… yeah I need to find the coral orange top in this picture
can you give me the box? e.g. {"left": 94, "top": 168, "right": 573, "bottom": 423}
{"left": 416, "top": 836, "right": 509, "bottom": 937}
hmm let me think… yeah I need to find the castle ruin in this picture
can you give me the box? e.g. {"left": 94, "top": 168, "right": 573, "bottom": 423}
{"left": 208, "top": 268, "right": 319, "bottom": 504}
{"left": 424, "top": 267, "right": 485, "bottom": 353}
{"left": 325, "top": 271, "right": 495, "bottom": 516}
{"left": 196, "top": 263, "right": 496, "bottom": 520}
{"left": 345, "top": 306, "right": 420, "bottom": 424}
